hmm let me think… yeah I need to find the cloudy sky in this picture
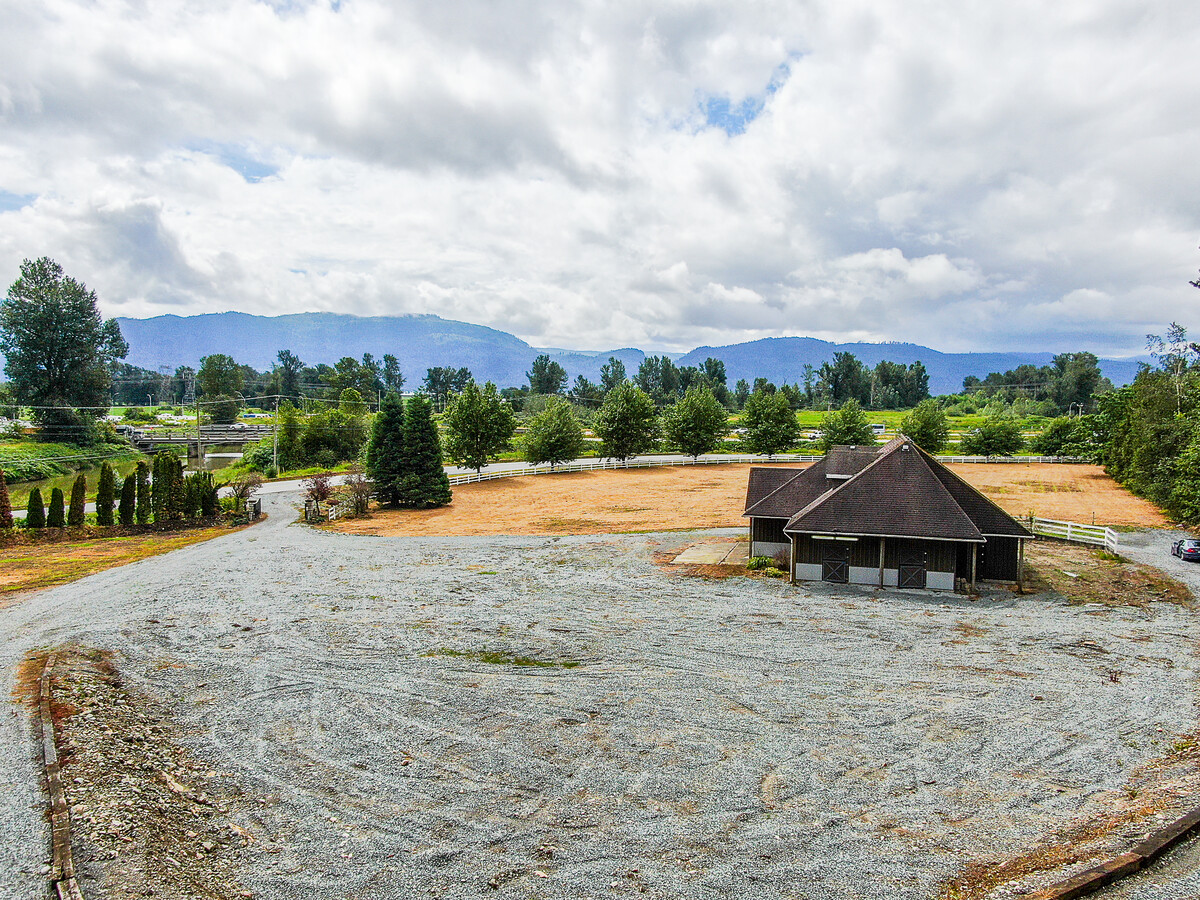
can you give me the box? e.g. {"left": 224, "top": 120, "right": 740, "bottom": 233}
{"left": 1, "top": 0, "right": 1197, "bottom": 356}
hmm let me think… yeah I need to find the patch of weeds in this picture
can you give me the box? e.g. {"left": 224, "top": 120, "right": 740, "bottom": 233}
{"left": 474, "top": 570, "right": 499, "bottom": 576}
{"left": 427, "top": 648, "right": 580, "bottom": 668}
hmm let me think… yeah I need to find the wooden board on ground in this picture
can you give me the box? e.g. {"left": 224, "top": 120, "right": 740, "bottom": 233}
{"left": 330, "top": 462, "right": 1166, "bottom": 538}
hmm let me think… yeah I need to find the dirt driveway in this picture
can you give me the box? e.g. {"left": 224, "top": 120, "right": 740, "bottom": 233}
{"left": 332, "top": 462, "right": 1166, "bottom": 538}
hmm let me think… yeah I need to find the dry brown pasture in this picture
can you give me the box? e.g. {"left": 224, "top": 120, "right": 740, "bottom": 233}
{"left": 331, "top": 461, "right": 1167, "bottom": 538}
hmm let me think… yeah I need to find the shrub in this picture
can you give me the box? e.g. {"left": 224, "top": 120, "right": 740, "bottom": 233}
{"left": 118, "top": 473, "right": 136, "bottom": 525}
{"left": 95, "top": 462, "right": 115, "bottom": 526}
{"left": 68, "top": 473, "right": 87, "bottom": 527}
{"left": 0, "top": 468, "right": 12, "bottom": 529}
{"left": 46, "top": 487, "right": 66, "bottom": 528}
{"left": 747, "top": 556, "right": 776, "bottom": 570}
{"left": 25, "top": 487, "right": 45, "bottom": 528}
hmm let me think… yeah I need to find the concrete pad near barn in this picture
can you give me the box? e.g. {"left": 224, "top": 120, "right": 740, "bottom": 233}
{"left": 671, "top": 540, "right": 749, "bottom": 565}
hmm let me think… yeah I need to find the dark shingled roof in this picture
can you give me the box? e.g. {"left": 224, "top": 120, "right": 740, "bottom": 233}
{"left": 742, "top": 439, "right": 1032, "bottom": 543}
{"left": 744, "top": 460, "right": 833, "bottom": 519}
{"left": 824, "top": 447, "right": 879, "bottom": 478}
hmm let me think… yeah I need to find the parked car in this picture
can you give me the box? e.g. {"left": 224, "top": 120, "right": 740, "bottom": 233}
{"left": 1171, "top": 539, "right": 1200, "bottom": 561}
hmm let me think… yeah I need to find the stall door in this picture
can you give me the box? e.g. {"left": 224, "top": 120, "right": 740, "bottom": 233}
{"left": 898, "top": 548, "right": 927, "bottom": 588}
{"left": 821, "top": 545, "right": 850, "bottom": 583}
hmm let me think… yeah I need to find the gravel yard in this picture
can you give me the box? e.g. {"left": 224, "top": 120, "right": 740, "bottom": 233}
{"left": 3, "top": 494, "right": 1200, "bottom": 899}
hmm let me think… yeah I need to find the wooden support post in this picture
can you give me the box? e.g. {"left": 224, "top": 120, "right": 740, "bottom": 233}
{"left": 970, "top": 544, "right": 977, "bottom": 590}
{"left": 878, "top": 537, "right": 885, "bottom": 588}
{"left": 1017, "top": 539, "right": 1025, "bottom": 592}
{"left": 789, "top": 535, "right": 797, "bottom": 584}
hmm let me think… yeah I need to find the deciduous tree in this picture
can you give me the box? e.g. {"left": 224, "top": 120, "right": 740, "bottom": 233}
{"left": 0, "top": 257, "right": 128, "bottom": 433}
{"left": 740, "top": 389, "right": 800, "bottom": 457}
{"left": 818, "top": 400, "right": 875, "bottom": 451}
{"left": 442, "top": 381, "right": 517, "bottom": 474}
{"left": 593, "top": 382, "right": 658, "bottom": 461}
{"left": 663, "top": 385, "right": 727, "bottom": 459}
{"left": 196, "top": 354, "right": 243, "bottom": 398}
{"left": 960, "top": 416, "right": 1025, "bottom": 457}
{"left": 899, "top": 399, "right": 950, "bottom": 453}
{"left": 523, "top": 396, "right": 585, "bottom": 470}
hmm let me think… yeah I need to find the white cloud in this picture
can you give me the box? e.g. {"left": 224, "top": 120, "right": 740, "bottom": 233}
{"left": 0, "top": 0, "right": 1197, "bottom": 357}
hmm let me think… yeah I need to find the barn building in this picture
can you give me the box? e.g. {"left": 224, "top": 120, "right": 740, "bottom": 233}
{"left": 743, "top": 438, "right": 1031, "bottom": 591}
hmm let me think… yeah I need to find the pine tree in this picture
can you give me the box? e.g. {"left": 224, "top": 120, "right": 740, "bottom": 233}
{"left": 135, "top": 461, "right": 151, "bottom": 524}
{"left": 366, "top": 392, "right": 406, "bottom": 507}
{"left": 398, "top": 395, "right": 452, "bottom": 508}
{"left": 442, "top": 381, "right": 517, "bottom": 473}
{"left": 118, "top": 473, "right": 136, "bottom": 525}
{"left": 25, "top": 487, "right": 46, "bottom": 528}
{"left": 0, "top": 469, "right": 13, "bottom": 529}
{"left": 68, "top": 472, "right": 87, "bottom": 527}
{"left": 95, "top": 462, "right": 115, "bottom": 526}
{"left": 522, "top": 396, "right": 585, "bottom": 470}
{"left": 47, "top": 487, "right": 66, "bottom": 528}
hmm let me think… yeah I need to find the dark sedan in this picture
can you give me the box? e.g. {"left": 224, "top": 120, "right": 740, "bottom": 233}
{"left": 1172, "top": 539, "right": 1200, "bottom": 561}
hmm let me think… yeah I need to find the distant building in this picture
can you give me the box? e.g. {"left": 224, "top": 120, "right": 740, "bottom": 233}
{"left": 744, "top": 438, "right": 1031, "bottom": 591}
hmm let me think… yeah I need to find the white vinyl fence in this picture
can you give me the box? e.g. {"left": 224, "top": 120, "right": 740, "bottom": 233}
{"left": 1029, "top": 516, "right": 1120, "bottom": 553}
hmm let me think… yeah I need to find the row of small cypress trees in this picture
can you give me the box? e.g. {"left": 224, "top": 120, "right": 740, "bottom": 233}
{"left": 0, "top": 451, "right": 219, "bottom": 531}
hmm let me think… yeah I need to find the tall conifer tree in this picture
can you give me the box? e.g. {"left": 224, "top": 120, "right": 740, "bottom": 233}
{"left": 135, "top": 461, "right": 151, "bottom": 524}
{"left": 47, "top": 487, "right": 66, "bottom": 528}
{"left": 68, "top": 473, "right": 87, "bottom": 527}
{"left": 118, "top": 473, "right": 136, "bottom": 525}
{"left": 95, "top": 463, "right": 115, "bottom": 526}
{"left": 366, "top": 392, "right": 406, "bottom": 507}
{"left": 25, "top": 487, "right": 45, "bottom": 528}
{"left": 398, "top": 395, "right": 452, "bottom": 508}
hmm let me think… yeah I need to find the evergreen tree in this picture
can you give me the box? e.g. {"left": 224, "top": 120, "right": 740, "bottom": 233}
{"left": 151, "top": 452, "right": 170, "bottom": 522}
{"left": 526, "top": 354, "right": 568, "bottom": 395}
{"left": 740, "top": 389, "right": 800, "bottom": 457}
{"left": 0, "top": 468, "right": 12, "bottom": 529}
{"left": 366, "top": 391, "right": 406, "bottom": 507}
{"left": 68, "top": 473, "right": 87, "bottom": 527}
{"left": 818, "top": 400, "right": 875, "bottom": 451}
{"left": 135, "top": 460, "right": 151, "bottom": 524}
{"left": 119, "top": 475, "right": 137, "bottom": 525}
{"left": 442, "top": 381, "right": 517, "bottom": 473}
{"left": 663, "top": 385, "right": 727, "bottom": 459}
{"left": 118, "top": 473, "right": 136, "bottom": 525}
{"left": 46, "top": 487, "right": 65, "bottom": 528}
{"left": 398, "top": 395, "right": 452, "bottom": 508}
{"left": 599, "top": 357, "right": 627, "bottom": 394}
{"left": 899, "top": 399, "right": 950, "bottom": 453}
{"left": 95, "top": 462, "right": 115, "bottom": 526}
{"left": 593, "top": 382, "right": 658, "bottom": 461}
{"left": 25, "top": 487, "right": 45, "bottom": 528}
{"left": 523, "top": 396, "right": 585, "bottom": 470}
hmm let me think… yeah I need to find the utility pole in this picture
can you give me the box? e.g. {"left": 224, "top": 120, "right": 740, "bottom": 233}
{"left": 273, "top": 396, "right": 279, "bottom": 475}
{"left": 196, "top": 400, "right": 203, "bottom": 470}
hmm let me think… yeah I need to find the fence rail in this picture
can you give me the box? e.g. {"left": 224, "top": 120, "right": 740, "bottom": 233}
{"left": 1029, "top": 516, "right": 1119, "bottom": 552}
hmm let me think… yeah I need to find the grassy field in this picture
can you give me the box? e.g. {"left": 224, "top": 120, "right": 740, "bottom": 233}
{"left": 0, "top": 522, "right": 253, "bottom": 600}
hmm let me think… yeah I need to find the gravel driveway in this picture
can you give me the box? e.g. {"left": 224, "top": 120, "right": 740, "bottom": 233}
{"left": 3, "top": 498, "right": 1200, "bottom": 899}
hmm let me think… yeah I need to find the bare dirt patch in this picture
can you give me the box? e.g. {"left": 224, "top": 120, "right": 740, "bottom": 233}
{"left": 1024, "top": 540, "right": 1193, "bottom": 609}
{"left": 27, "top": 646, "right": 252, "bottom": 900}
{"left": 948, "top": 463, "right": 1168, "bottom": 527}
{"left": 329, "top": 462, "right": 1164, "bottom": 538}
